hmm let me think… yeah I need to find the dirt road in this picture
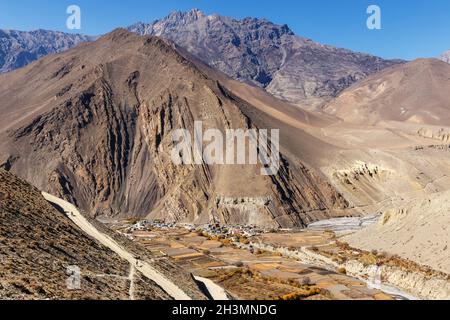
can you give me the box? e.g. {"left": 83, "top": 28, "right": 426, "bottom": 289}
{"left": 42, "top": 192, "right": 192, "bottom": 300}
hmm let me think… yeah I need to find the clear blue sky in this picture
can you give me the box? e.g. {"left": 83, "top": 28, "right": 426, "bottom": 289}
{"left": 1, "top": 0, "right": 449, "bottom": 60}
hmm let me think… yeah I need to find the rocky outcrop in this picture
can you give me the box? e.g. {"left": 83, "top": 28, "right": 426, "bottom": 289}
{"left": 334, "top": 161, "right": 392, "bottom": 182}
{"left": 417, "top": 128, "right": 450, "bottom": 142}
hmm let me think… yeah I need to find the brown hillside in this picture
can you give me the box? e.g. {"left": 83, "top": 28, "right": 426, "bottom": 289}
{"left": 0, "top": 29, "right": 349, "bottom": 227}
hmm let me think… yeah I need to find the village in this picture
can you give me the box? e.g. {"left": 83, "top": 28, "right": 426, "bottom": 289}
{"left": 104, "top": 218, "right": 397, "bottom": 300}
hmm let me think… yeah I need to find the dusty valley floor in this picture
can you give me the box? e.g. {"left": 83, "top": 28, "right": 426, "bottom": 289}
{"left": 105, "top": 218, "right": 450, "bottom": 300}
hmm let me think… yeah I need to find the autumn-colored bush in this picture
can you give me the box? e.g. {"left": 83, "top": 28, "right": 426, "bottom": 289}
{"left": 276, "top": 288, "right": 321, "bottom": 300}
{"left": 239, "top": 237, "right": 250, "bottom": 245}
{"left": 221, "top": 239, "right": 232, "bottom": 246}
{"left": 360, "top": 253, "right": 377, "bottom": 266}
{"left": 337, "top": 267, "right": 347, "bottom": 275}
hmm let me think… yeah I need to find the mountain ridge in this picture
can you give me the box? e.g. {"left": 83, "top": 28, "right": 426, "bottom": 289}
{"left": 0, "top": 29, "right": 349, "bottom": 227}
{"left": 128, "top": 9, "right": 403, "bottom": 108}
{"left": 1, "top": 9, "right": 402, "bottom": 109}
{"left": 0, "top": 28, "right": 93, "bottom": 73}
{"left": 324, "top": 58, "right": 450, "bottom": 126}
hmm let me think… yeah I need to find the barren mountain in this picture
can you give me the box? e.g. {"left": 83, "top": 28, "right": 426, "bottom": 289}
{"left": 0, "top": 29, "right": 349, "bottom": 228}
{"left": 324, "top": 59, "right": 450, "bottom": 126}
{"left": 128, "top": 9, "right": 401, "bottom": 108}
{"left": 0, "top": 29, "right": 91, "bottom": 73}
{"left": 0, "top": 169, "right": 205, "bottom": 300}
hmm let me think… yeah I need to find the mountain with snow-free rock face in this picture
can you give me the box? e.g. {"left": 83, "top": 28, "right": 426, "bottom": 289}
{"left": 0, "top": 29, "right": 92, "bottom": 73}
{"left": 0, "top": 29, "right": 349, "bottom": 228}
{"left": 128, "top": 9, "right": 402, "bottom": 108}
{"left": 0, "top": 10, "right": 401, "bottom": 108}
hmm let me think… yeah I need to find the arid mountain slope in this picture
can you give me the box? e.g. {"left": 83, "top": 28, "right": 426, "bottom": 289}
{"left": 324, "top": 59, "right": 450, "bottom": 126}
{"left": 345, "top": 189, "right": 450, "bottom": 274}
{"left": 0, "top": 29, "right": 349, "bottom": 228}
{"left": 129, "top": 9, "right": 401, "bottom": 108}
{"left": 0, "top": 169, "right": 174, "bottom": 300}
{"left": 0, "top": 29, "right": 92, "bottom": 73}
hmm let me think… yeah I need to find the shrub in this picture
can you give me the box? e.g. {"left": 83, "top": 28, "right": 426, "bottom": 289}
{"left": 277, "top": 288, "right": 321, "bottom": 300}
{"left": 337, "top": 267, "right": 347, "bottom": 275}
{"left": 360, "top": 253, "right": 377, "bottom": 266}
{"left": 221, "top": 239, "right": 232, "bottom": 246}
{"left": 239, "top": 237, "right": 250, "bottom": 245}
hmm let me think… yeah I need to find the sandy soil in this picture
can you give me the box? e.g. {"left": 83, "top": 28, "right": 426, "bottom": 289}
{"left": 344, "top": 191, "right": 450, "bottom": 274}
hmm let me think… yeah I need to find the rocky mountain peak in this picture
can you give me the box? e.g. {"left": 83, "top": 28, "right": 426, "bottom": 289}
{"left": 185, "top": 8, "right": 206, "bottom": 19}
{"left": 1, "top": 9, "right": 401, "bottom": 109}
{"left": 128, "top": 9, "right": 401, "bottom": 108}
{"left": 171, "top": 8, "right": 205, "bottom": 18}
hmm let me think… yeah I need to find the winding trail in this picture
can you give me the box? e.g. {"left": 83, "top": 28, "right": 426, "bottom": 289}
{"left": 42, "top": 192, "right": 192, "bottom": 300}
